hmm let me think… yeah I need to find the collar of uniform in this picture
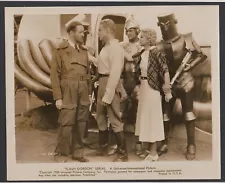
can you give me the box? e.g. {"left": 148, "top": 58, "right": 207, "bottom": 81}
{"left": 68, "top": 39, "right": 80, "bottom": 51}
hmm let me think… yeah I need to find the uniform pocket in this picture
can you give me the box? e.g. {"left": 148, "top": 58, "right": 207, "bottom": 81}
{"left": 60, "top": 80, "right": 79, "bottom": 109}
{"left": 61, "top": 51, "right": 72, "bottom": 71}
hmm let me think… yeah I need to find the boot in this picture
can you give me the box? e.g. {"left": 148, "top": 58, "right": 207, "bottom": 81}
{"left": 113, "top": 131, "right": 128, "bottom": 162}
{"left": 158, "top": 121, "right": 170, "bottom": 156}
{"left": 96, "top": 130, "right": 108, "bottom": 156}
{"left": 135, "top": 143, "right": 143, "bottom": 156}
{"left": 185, "top": 120, "right": 196, "bottom": 160}
{"left": 71, "top": 149, "right": 89, "bottom": 162}
{"left": 82, "top": 120, "right": 96, "bottom": 149}
{"left": 107, "top": 128, "right": 118, "bottom": 156}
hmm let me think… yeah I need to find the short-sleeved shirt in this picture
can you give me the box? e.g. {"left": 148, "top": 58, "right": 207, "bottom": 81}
{"left": 97, "top": 39, "right": 124, "bottom": 104}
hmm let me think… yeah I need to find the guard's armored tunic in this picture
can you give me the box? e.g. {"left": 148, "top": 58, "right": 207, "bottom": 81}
{"left": 120, "top": 40, "right": 142, "bottom": 125}
{"left": 157, "top": 33, "right": 205, "bottom": 121}
{"left": 121, "top": 40, "right": 142, "bottom": 94}
{"left": 50, "top": 38, "right": 91, "bottom": 158}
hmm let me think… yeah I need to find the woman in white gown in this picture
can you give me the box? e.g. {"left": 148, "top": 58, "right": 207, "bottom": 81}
{"left": 133, "top": 28, "right": 172, "bottom": 161}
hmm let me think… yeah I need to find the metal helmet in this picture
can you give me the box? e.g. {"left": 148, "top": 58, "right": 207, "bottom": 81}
{"left": 157, "top": 13, "right": 179, "bottom": 41}
{"left": 125, "top": 16, "right": 140, "bottom": 30}
{"left": 157, "top": 13, "right": 177, "bottom": 25}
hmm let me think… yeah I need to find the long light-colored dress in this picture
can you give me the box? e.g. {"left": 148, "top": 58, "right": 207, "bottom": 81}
{"left": 135, "top": 50, "right": 165, "bottom": 143}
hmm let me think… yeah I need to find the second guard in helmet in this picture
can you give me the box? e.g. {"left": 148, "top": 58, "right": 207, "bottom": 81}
{"left": 120, "top": 16, "right": 144, "bottom": 156}
{"left": 156, "top": 13, "right": 207, "bottom": 160}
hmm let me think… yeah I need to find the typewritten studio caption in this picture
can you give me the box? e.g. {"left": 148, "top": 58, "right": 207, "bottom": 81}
{"left": 38, "top": 166, "right": 182, "bottom": 178}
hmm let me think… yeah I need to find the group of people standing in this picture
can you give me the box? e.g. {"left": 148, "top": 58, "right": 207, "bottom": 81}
{"left": 50, "top": 13, "right": 207, "bottom": 163}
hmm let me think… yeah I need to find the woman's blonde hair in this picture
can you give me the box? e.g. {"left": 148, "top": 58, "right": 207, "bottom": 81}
{"left": 141, "top": 28, "right": 157, "bottom": 46}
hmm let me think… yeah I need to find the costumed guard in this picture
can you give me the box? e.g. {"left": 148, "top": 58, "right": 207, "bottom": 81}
{"left": 120, "top": 16, "right": 144, "bottom": 156}
{"left": 156, "top": 13, "right": 207, "bottom": 160}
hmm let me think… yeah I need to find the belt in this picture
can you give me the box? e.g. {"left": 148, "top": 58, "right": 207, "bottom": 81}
{"left": 61, "top": 74, "right": 91, "bottom": 81}
{"left": 140, "top": 76, "right": 147, "bottom": 80}
{"left": 99, "top": 74, "right": 109, "bottom": 78}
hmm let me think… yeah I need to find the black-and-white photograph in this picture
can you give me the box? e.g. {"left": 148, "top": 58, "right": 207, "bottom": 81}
{"left": 6, "top": 5, "right": 220, "bottom": 180}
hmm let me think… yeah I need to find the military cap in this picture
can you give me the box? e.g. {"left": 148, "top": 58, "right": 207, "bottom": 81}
{"left": 65, "top": 14, "right": 90, "bottom": 33}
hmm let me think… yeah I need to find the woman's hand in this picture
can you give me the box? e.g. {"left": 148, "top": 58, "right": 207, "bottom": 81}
{"left": 133, "top": 85, "right": 140, "bottom": 100}
{"left": 165, "top": 92, "right": 173, "bottom": 102}
{"left": 162, "top": 83, "right": 172, "bottom": 94}
{"left": 184, "top": 63, "right": 191, "bottom": 72}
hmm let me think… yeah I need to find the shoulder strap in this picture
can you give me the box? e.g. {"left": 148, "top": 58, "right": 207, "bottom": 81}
{"left": 55, "top": 38, "right": 69, "bottom": 50}
{"left": 80, "top": 45, "right": 88, "bottom": 51}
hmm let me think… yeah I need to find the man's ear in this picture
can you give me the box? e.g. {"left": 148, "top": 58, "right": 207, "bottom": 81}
{"left": 136, "top": 28, "right": 141, "bottom": 35}
{"left": 68, "top": 30, "right": 73, "bottom": 36}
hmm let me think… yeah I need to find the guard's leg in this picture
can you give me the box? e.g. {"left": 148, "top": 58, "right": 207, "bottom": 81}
{"left": 158, "top": 97, "right": 176, "bottom": 156}
{"left": 130, "top": 87, "right": 143, "bottom": 155}
{"left": 120, "top": 95, "right": 130, "bottom": 122}
{"left": 82, "top": 112, "right": 97, "bottom": 149}
{"left": 185, "top": 120, "right": 196, "bottom": 160}
{"left": 181, "top": 90, "right": 196, "bottom": 160}
{"left": 134, "top": 102, "right": 142, "bottom": 156}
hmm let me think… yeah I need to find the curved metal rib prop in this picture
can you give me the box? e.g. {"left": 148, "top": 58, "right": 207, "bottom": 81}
{"left": 15, "top": 63, "right": 53, "bottom": 102}
{"left": 17, "top": 39, "right": 51, "bottom": 88}
{"left": 38, "top": 39, "right": 55, "bottom": 68}
{"left": 29, "top": 40, "right": 51, "bottom": 75}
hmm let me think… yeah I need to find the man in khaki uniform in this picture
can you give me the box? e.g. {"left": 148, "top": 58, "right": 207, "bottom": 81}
{"left": 95, "top": 19, "right": 128, "bottom": 162}
{"left": 50, "top": 21, "right": 91, "bottom": 162}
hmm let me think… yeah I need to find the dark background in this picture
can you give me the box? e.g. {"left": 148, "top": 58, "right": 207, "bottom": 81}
{"left": 0, "top": 1, "right": 224, "bottom": 182}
